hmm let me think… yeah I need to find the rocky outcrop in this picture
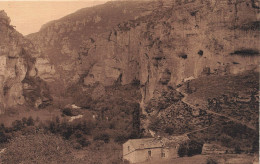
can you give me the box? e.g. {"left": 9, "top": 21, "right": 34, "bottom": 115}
{"left": 0, "top": 10, "right": 52, "bottom": 113}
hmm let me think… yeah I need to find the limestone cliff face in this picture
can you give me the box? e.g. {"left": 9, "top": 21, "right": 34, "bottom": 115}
{"left": 77, "top": 0, "right": 259, "bottom": 105}
{"left": 0, "top": 11, "right": 52, "bottom": 113}
{"left": 26, "top": 1, "right": 157, "bottom": 95}
{"left": 28, "top": 0, "right": 259, "bottom": 106}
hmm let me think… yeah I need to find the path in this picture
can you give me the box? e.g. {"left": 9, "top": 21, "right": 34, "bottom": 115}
{"left": 176, "top": 88, "right": 256, "bottom": 131}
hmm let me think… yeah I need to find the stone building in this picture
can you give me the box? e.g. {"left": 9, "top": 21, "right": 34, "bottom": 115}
{"left": 123, "top": 135, "right": 189, "bottom": 163}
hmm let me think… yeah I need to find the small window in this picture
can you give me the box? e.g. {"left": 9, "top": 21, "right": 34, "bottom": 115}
{"left": 161, "top": 152, "right": 165, "bottom": 158}
{"left": 148, "top": 150, "right": 151, "bottom": 156}
{"left": 128, "top": 146, "right": 130, "bottom": 151}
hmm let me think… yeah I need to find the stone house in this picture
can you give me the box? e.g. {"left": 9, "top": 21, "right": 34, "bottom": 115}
{"left": 123, "top": 135, "right": 189, "bottom": 163}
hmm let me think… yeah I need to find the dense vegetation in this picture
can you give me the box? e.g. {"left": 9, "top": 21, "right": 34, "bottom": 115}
{"left": 147, "top": 72, "right": 259, "bottom": 154}
{"left": 0, "top": 83, "right": 143, "bottom": 163}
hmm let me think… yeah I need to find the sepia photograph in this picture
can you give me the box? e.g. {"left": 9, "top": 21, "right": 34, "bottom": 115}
{"left": 0, "top": 0, "right": 259, "bottom": 163}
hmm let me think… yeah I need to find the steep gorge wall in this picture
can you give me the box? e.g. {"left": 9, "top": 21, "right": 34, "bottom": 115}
{"left": 27, "top": 0, "right": 259, "bottom": 107}
{"left": 26, "top": 1, "right": 157, "bottom": 95}
{"left": 0, "top": 11, "right": 52, "bottom": 113}
{"left": 77, "top": 0, "right": 259, "bottom": 105}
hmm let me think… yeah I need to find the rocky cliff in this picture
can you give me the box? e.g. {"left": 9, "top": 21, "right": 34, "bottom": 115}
{"left": 27, "top": 1, "right": 158, "bottom": 96}
{"left": 78, "top": 0, "right": 259, "bottom": 106}
{"left": 27, "top": 0, "right": 259, "bottom": 106}
{"left": 0, "top": 10, "right": 52, "bottom": 113}
{"left": 25, "top": 0, "right": 260, "bottom": 113}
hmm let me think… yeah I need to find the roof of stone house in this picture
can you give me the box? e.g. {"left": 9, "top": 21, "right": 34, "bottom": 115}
{"left": 125, "top": 135, "right": 189, "bottom": 150}
{"left": 127, "top": 138, "right": 163, "bottom": 150}
{"left": 161, "top": 135, "right": 189, "bottom": 147}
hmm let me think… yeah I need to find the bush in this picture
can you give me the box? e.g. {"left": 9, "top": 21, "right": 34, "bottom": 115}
{"left": 22, "top": 117, "right": 27, "bottom": 125}
{"left": 235, "top": 145, "right": 242, "bottom": 154}
{"left": 27, "top": 116, "right": 34, "bottom": 126}
{"left": 148, "top": 117, "right": 161, "bottom": 132}
{"left": 62, "top": 108, "right": 74, "bottom": 116}
{"left": 165, "top": 127, "right": 174, "bottom": 135}
{"left": 187, "top": 140, "right": 203, "bottom": 156}
{"left": 12, "top": 120, "right": 24, "bottom": 131}
{"left": 207, "top": 158, "right": 218, "bottom": 164}
{"left": 114, "top": 134, "right": 128, "bottom": 144}
{"left": 178, "top": 142, "right": 188, "bottom": 157}
{"left": 94, "top": 133, "right": 110, "bottom": 143}
{"left": 0, "top": 131, "right": 9, "bottom": 143}
{"left": 77, "top": 137, "right": 90, "bottom": 147}
{"left": 131, "top": 79, "right": 140, "bottom": 86}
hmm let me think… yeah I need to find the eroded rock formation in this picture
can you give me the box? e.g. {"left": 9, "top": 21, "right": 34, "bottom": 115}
{"left": 0, "top": 10, "right": 52, "bottom": 113}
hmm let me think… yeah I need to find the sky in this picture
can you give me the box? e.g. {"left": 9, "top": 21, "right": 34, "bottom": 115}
{"left": 0, "top": 1, "right": 109, "bottom": 35}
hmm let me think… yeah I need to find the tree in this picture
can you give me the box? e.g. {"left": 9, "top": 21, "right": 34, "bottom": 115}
{"left": 187, "top": 140, "right": 203, "bottom": 156}
{"left": 132, "top": 103, "right": 141, "bottom": 138}
{"left": 178, "top": 142, "right": 188, "bottom": 157}
{"left": 27, "top": 116, "right": 34, "bottom": 126}
{"left": 165, "top": 127, "right": 174, "bottom": 135}
{"left": 94, "top": 133, "right": 110, "bottom": 143}
{"left": 12, "top": 120, "right": 24, "bottom": 131}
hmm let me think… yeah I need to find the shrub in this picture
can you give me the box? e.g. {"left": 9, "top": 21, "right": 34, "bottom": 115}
{"left": 94, "top": 133, "right": 110, "bottom": 143}
{"left": 0, "top": 131, "right": 9, "bottom": 143}
{"left": 165, "top": 127, "right": 174, "bottom": 135}
{"left": 77, "top": 137, "right": 90, "bottom": 147}
{"left": 148, "top": 117, "right": 161, "bottom": 132}
{"left": 62, "top": 125, "right": 73, "bottom": 140}
{"left": 187, "top": 140, "right": 203, "bottom": 156}
{"left": 235, "top": 145, "right": 242, "bottom": 154}
{"left": 207, "top": 158, "right": 218, "bottom": 164}
{"left": 198, "top": 50, "right": 204, "bottom": 56}
{"left": 62, "top": 108, "right": 74, "bottom": 116}
{"left": 22, "top": 117, "right": 27, "bottom": 125}
{"left": 131, "top": 79, "right": 140, "bottom": 86}
{"left": 114, "top": 134, "right": 127, "bottom": 144}
{"left": 27, "top": 116, "right": 34, "bottom": 126}
{"left": 178, "top": 142, "right": 189, "bottom": 157}
{"left": 12, "top": 120, "right": 24, "bottom": 131}
{"left": 178, "top": 53, "right": 188, "bottom": 59}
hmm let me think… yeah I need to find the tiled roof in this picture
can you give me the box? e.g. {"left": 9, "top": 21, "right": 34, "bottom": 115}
{"left": 128, "top": 138, "right": 162, "bottom": 150}
{"left": 126, "top": 135, "right": 189, "bottom": 150}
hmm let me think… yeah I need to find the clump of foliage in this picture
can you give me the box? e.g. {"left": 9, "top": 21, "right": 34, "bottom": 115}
{"left": 178, "top": 53, "right": 188, "bottom": 59}
{"left": 206, "top": 158, "right": 218, "bottom": 164}
{"left": 198, "top": 50, "right": 204, "bottom": 56}
{"left": 94, "top": 132, "right": 110, "bottom": 143}
{"left": 178, "top": 142, "right": 189, "bottom": 157}
{"left": 164, "top": 126, "right": 174, "bottom": 135}
{"left": 62, "top": 108, "right": 74, "bottom": 116}
{"left": 178, "top": 140, "right": 203, "bottom": 157}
